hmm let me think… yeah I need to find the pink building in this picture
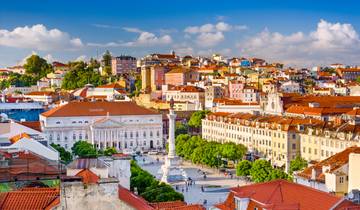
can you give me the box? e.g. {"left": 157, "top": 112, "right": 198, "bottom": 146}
{"left": 228, "top": 81, "right": 245, "bottom": 99}
{"left": 111, "top": 56, "right": 136, "bottom": 75}
{"left": 164, "top": 68, "right": 199, "bottom": 86}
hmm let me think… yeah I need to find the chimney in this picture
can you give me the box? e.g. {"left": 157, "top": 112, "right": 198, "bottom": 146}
{"left": 311, "top": 168, "right": 317, "bottom": 180}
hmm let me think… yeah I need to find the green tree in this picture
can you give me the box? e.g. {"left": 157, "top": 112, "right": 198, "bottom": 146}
{"left": 236, "top": 160, "right": 252, "bottom": 176}
{"left": 188, "top": 110, "right": 210, "bottom": 128}
{"left": 102, "top": 50, "right": 112, "bottom": 75}
{"left": 130, "top": 161, "right": 183, "bottom": 202}
{"left": 250, "top": 159, "right": 273, "bottom": 183}
{"left": 175, "top": 122, "right": 188, "bottom": 136}
{"left": 23, "top": 55, "right": 52, "bottom": 78}
{"left": 269, "top": 169, "right": 290, "bottom": 181}
{"left": 220, "top": 142, "right": 246, "bottom": 161}
{"left": 89, "top": 57, "right": 100, "bottom": 69}
{"left": 51, "top": 143, "right": 73, "bottom": 164}
{"left": 104, "top": 147, "right": 117, "bottom": 156}
{"left": 71, "top": 141, "right": 98, "bottom": 158}
{"left": 62, "top": 61, "right": 106, "bottom": 90}
{"left": 289, "top": 156, "right": 308, "bottom": 174}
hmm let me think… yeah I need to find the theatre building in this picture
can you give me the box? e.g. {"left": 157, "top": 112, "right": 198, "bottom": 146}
{"left": 40, "top": 101, "right": 163, "bottom": 151}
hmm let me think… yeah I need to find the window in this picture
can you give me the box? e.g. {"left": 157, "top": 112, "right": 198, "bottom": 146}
{"left": 150, "top": 131, "right": 153, "bottom": 137}
{"left": 130, "top": 141, "right": 133, "bottom": 146}
{"left": 72, "top": 121, "right": 76, "bottom": 124}
{"left": 56, "top": 121, "right": 61, "bottom": 124}
{"left": 292, "top": 144, "right": 296, "bottom": 149}
{"left": 49, "top": 134, "right": 53, "bottom": 140}
{"left": 143, "top": 131, "right": 146, "bottom": 137}
{"left": 339, "top": 176, "right": 344, "bottom": 183}
{"left": 143, "top": 141, "right": 146, "bottom": 146}
{"left": 125, "top": 132, "right": 127, "bottom": 138}
{"left": 57, "top": 134, "right": 60, "bottom": 141}
{"left": 73, "top": 133, "right": 76, "bottom": 140}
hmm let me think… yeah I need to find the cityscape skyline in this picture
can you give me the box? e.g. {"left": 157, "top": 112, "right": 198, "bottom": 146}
{"left": 1, "top": 0, "right": 360, "bottom": 67}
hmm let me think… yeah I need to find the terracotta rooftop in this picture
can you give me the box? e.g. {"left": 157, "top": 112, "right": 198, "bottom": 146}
{"left": 215, "top": 180, "right": 359, "bottom": 210}
{"left": 41, "top": 101, "right": 158, "bottom": 117}
{"left": 118, "top": 185, "right": 205, "bottom": 210}
{"left": 25, "top": 91, "right": 56, "bottom": 96}
{"left": 18, "top": 121, "right": 42, "bottom": 132}
{"left": 76, "top": 168, "right": 99, "bottom": 184}
{"left": 286, "top": 105, "right": 352, "bottom": 116}
{"left": 97, "top": 83, "right": 124, "bottom": 89}
{"left": 9, "top": 132, "right": 31, "bottom": 144}
{"left": 0, "top": 188, "right": 60, "bottom": 210}
{"left": 297, "top": 146, "right": 360, "bottom": 182}
{"left": 169, "top": 85, "right": 204, "bottom": 93}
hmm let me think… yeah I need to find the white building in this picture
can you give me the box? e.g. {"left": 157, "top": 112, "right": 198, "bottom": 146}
{"left": 280, "top": 81, "right": 300, "bottom": 93}
{"left": 40, "top": 101, "right": 163, "bottom": 151}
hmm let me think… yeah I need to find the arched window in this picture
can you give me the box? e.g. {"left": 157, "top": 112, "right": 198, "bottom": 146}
{"left": 57, "top": 134, "right": 60, "bottom": 140}
{"left": 156, "top": 131, "right": 160, "bottom": 137}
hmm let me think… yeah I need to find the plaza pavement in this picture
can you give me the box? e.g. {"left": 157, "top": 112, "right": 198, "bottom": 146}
{"left": 136, "top": 154, "right": 251, "bottom": 209}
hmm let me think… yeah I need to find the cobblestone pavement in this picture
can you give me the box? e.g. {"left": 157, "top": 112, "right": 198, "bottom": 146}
{"left": 135, "top": 155, "right": 251, "bottom": 209}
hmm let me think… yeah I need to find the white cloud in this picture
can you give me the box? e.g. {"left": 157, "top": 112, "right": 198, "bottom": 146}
{"left": 184, "top": 22, "right": 247, "bottom": 48}
{"left": 44, "top": 54, "right": 55, "bottom": 63}
{"left": 196, "top": 32, "right": 224, "bottom": 47}
{"left": 239, "top": 19, "right": 360, "bottom": 66}
{"left": 125, "top": 32, "right": 172, "bottom": 46}
{"left": 0, "top": 24, "right": 83, "bottom": 51}
{"left": 184, "top": 22, "right": 247, "bottom": 34}
{"left": 92, "top": 24, "right": 122, "bottom": 29}
{"left": 75, "top": 55, "right": 87, "bottom": 61}
{"left": 89, "top": 31, "right": 172, "bottom": 47}
{"left": 123, "top": 27, "right": 143, "bottom": 33}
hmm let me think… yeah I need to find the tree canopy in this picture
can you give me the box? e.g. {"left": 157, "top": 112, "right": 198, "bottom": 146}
{"left": 23, "top": 54, "right": 53, "bottom": 78}
{"left": 61, "top": 61, "right": 107, "bottom": 90}
{"left": 130, "top": 161, "right": 184, "bottom": 202}
{"left": 175, "top": 134, "right": 247, "bottom": 168}
{"left": 236, "top": 160, "right": 252, "bottom": 176}
{"left": 71, "top": 141, "right": 98, "bottom": 158}
{"left": 50, "top": 143, "right": 72, "bottom": 164}
{"left": 248, "top": 159, "right": 291, "bottom": 183}
{"left": 289, "top": 156, "right": 308, "bottom": 174}
{"left": 188, "top": 110, "right": 210, "bottom": 128}
{"left": 250, "top": 159, "right": 273, "bottom": 183}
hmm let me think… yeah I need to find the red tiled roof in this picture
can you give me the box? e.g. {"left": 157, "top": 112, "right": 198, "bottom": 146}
{"left": 118, "top": 185, "right": 154, "bottom": 210}
{"left": 25, "top": 91, "right": 55, "bottom": 96}
{"left": 149, "top": 201, "right": 186, "bottom": 209}
{"left": 9, "top": 133, "right": 31, "bottom": 144}
{"left": 0, "top": 188, "right": 60, "bottom": 210}
{"left": 76, "top": 169, "right": 99, "bottom": 184}
{"left": 41, "top": 101, "right": 158, "bottom": 117}
{"left": 297, "top": 147, "right": 360, "bottom": 182}
{"left": 215, "top": 180, "right": 358, "bottom": 210}
{"left": 97, "top": 83, "right": 124, "bottom": 89}
{"left": 18, "top": 121, "right": 42, "bottom": 132}
{"left": 169, "top": 85, "right": 204, "bottom": 93}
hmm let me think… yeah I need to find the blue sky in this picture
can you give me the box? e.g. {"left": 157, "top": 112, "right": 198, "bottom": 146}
{"left": 1, "top": 0, "right": 360, "bottom": 67}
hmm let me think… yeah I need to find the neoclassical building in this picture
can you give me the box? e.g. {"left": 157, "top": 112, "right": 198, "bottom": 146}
{"left": 40, "top": 101, "right": 163, "bottom": 151}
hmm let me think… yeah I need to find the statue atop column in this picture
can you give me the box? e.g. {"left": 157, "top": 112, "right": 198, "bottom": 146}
{"left": 160, "top": 97, "right": 187, "bottom": 183}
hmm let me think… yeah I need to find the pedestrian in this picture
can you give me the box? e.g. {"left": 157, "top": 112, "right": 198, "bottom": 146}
{"left": 201, "top": 185, "right": 204, "bottom": 192}
{"left": 186, "top": 187, "right": 188, "bottom": 192}
{"left": 181, "top": 188, "right": 184, "bottom": 193}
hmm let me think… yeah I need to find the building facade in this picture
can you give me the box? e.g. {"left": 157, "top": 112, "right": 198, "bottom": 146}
{"left": 40, "top": 101, "right": 163, "bottom": 151}
{"left": 111, "top": 56, "right": 137, "bottom": 75}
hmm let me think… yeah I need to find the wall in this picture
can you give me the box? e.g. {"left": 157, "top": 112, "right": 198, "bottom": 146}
{"left": 58, "top": 180, "right": 135, "bottom": 210}
{"left": 348, "top": 153, "right": 360, "bottom": 193}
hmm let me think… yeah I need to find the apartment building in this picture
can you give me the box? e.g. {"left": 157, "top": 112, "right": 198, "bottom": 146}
{"left": 202, "top": 112, "right": 319, "bottom": 171}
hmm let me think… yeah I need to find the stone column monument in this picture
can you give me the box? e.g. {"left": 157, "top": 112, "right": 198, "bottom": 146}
{"left": 161, "top": 98, "right": 187, "bottom": 183}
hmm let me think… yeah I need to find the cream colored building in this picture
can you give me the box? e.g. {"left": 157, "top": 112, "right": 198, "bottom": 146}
{"left": 295, "top": 146, "right": 360, "bottom": 196}
{"left": 201, "top": 112, "right": 318, "bottom": 171}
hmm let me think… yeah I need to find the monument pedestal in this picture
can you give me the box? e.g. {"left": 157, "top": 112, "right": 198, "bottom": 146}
{"left": 161, "top": 155, "right": 187, "bottom": 183}
{"left": 160, "top": 103, "right": 187, "bottom": 183}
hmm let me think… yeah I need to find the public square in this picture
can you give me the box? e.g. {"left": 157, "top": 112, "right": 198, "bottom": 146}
{"left": 136, "top": 154, "right": 250, "bottom": 209}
